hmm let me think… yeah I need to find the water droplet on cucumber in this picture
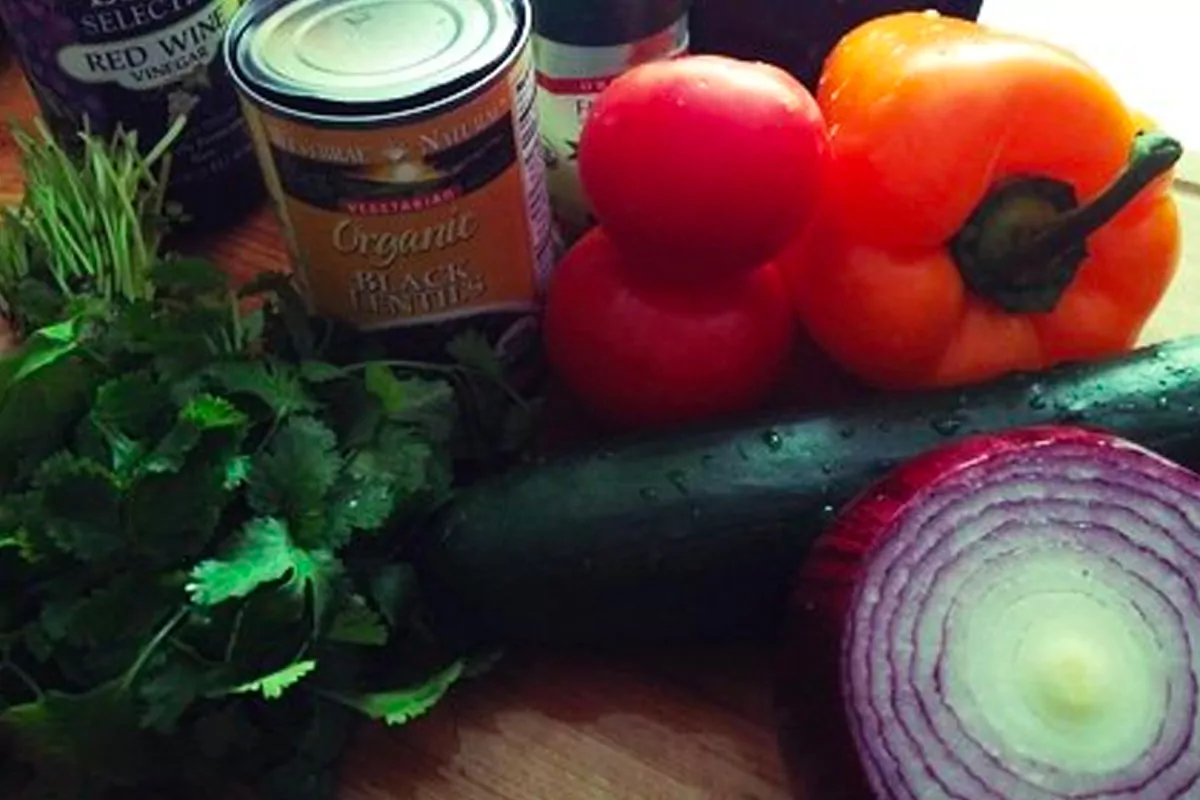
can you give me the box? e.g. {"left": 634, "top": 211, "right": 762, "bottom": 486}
{"left": 931, "top": 416, "right": 963, "bottom": 436}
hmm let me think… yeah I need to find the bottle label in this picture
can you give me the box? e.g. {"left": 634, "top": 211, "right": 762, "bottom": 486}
{"left": 533, "top": 17, "right": 689, "bottom": 242}
{"left": 0, "top": 0, "right": 260, "bottom": 221}
{"left": 56, "top": 0, "right": 237, "bottom": 91}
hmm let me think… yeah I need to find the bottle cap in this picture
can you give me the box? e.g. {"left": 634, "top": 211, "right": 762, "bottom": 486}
{"left": 532, "top": 0, "right": 690, "bottom": 46}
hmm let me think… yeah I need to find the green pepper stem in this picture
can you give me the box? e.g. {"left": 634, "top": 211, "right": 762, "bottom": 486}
{"left": 951, "top": 131, "right": 1184, "bottom": 314}
{"left": 995, "top": 132, "right": 1182, "bottom": 272}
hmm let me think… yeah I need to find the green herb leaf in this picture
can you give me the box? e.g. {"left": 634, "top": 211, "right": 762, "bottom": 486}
{"left": 324, "top": 660, "right": 464, "bottom": 726}
{"left": 224, "top": 455, "right": 251, "bottom": 489}
{"left": 248, "top": 416, "right": 341, "bottom": 543}
{"left": 299, "top": 361, "right": 345, "bottom": 384}
{"left": 91, "top": 370, "right": 171, "bottom": 442}
{"left": 325, "top": 454, "right": 400, "bottom": 544}
{"left": 226, "top": 659, "right": 317, "bottom": 700}
{"left": 31, "top": 453, "right": 123, "bottom": 560}
{"left": 187, "top": 517, "right": 303, "bottom": 606}
{"left": 328, "top": 596, "right": 388, "bottom": 646}
{"left": 205, "top": 359, "right": 317, "bottom": 419}
{"left": 152, "top": 257, "right": 229, "bottom": 297}
{"left": 368, "top": 564, "right": 418, "bottom": 628}
{"left": 182, "top": 393, "right": 248, "bottom": 430}
{"left": 366, "top": 367, "right": 456, "bottom": 441}
{"left": 138, "top": 657, "right": 214, "bottom": 733}
{"left": 0, "top": 114, "right": 520, "bottom": 798}
{"left": 0, "top": 316, "right": 82, "bottom": 398}
{"left": 363, "top": 363, "right": 406, "bottom": 414}
{"left": 0, "top": 681, "right": 158, "bottom": 786}
{"left": 446, "top": 330, "right": 503, "bottom": 381}
{"left": 0, "top": 358, "right": 94, "bottom": 489}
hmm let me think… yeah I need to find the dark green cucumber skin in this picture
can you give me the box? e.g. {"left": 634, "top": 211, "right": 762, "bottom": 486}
{"left": 419, "top": 337, "right": 1200, "bottom": 646}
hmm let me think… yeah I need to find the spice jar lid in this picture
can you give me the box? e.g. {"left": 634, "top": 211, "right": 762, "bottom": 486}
{"left": 531, "top": 0, "right": 690, "bottom": 46}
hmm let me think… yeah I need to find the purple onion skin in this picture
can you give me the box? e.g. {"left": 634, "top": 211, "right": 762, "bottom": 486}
{"left": 774, "top": 425, "right": 1189, "bottom": 800}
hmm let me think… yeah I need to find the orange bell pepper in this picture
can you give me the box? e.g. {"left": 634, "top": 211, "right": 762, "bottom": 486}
{"left": 782, "top": 11, "right": 1183, "bottom": 389}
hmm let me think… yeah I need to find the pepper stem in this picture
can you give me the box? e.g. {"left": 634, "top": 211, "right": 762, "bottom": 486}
{"left": 951, "top": 131, "right": 1183, "bottom": 314}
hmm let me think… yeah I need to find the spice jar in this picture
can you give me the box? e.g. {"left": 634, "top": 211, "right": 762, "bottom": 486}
{"left": 532, "top": 0, "right": 691, "bottom": 242}
{"left": 689, "top": 0, "right": 983, "bottom": 89}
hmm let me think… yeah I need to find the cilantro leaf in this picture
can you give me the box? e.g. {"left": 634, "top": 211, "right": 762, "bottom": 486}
{"left": 31, "top": 453, "right": 122, "bottom": 560}
{"left": 364, "top": 365, "right": 455, "bottom": 440}
{"left": 0, "top": 316, "right": 81, "bottom": 397}
{"left": 138, "top": 393, "right": 246, "bottom": 478}
{"left": 328, "top": 596, "right": 388, "bottom": 646}
{"left": 187, "top": 517, "right": 302, "bottom": 606}
{"left": 324, "top": 453, "right": 400, "bottom": 546}
{"left": 0, "top": 358, "right": 94, "bottom": 490}
{"left": 248, "top": 416, "right": 342, "bottom": 544}
{"left": 187, "top": 515, "right": 342, "bottom": 633}
{"left": 298, "top": 361, "right": 344, "bottom": 384}
{"left": 138, "top": 657, "right": 213, "bottom": 733}
{"left": 41, "top": 573, "right": 178, "bottom": 651}
{"left": 287, "top": 549, "right": 342, "bottom": 627}
{"left": 446, "top": 330, "right": 504, "bottom": 381}
{"left": 91, "top": 371, "right": 171, "bottom": 442}
{"left": 152, "top": 257, "right": 230, "bottom": 298}
{"left": 125, "top": 415, "right": 246, "bottom": 561}
{"left": 224, "top": 455, "right": 251, "bottom": 489}
{"left": 373, "top": 425, "right": 438, "bottom": 496}
{"left": 324, "top": 660, "right": 464, "bottom": 726}
{"left": 0, "top": 681, "right": 158, "bottom": 786}
{"left": 368, "top": 564, "right": 418, "bottom": 628}
{"left": 205, "top": 359, "right": 317, "bottom": 419}
{"left": 182, "top": 393, "right": 248, "bottom": 430}
{"left": 225, "top": 659, "right": 317, "bottom": 700}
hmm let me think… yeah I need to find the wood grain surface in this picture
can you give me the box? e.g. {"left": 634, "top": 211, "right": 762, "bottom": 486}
{"left": 0, "top": 49, "right": 1197, "bottom": 800}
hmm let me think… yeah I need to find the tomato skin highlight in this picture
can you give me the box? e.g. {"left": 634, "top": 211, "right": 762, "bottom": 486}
{"left": 543, "top": 228, "right": 796, "bottom": 430}
{"left": 578, "top": 55, "right": 828, "bottom": 279}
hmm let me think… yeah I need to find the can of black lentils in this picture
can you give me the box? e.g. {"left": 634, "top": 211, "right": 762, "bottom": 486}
{"left": 225, "top": 0, "right": 556, "bottom": 372}
{"left": 0, "top": 0, "right": 265, "bottom": 234}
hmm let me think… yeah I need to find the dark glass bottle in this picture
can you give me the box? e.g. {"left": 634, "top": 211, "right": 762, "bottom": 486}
{"left": 689, "top": 0, "right": 984, "bottom": 89}
{"left": 0, "top": 0, "right": 265, "bottom": 236}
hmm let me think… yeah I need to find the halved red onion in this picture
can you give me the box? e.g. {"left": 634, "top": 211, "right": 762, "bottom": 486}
{"left": 777, "top": 426, "right": 1200, "bottom": 800}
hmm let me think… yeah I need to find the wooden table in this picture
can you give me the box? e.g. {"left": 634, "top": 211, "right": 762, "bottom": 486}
{"left": 1, "top": 52, "right": 1198, "bottom": 800}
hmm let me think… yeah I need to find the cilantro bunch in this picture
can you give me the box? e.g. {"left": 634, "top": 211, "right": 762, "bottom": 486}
{"left": 0, "top": 123, "right": 530, "bottom": 798}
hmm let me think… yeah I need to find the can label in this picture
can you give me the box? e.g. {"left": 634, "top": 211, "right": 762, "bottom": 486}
{"left": 0, "top": 0, "right": 259, "bottom": 222}
{"left": 534, "top": 17, "right": 689, "bottom": 241}
{"left": 242, "top": 45, "right": 553, "bottom": 335}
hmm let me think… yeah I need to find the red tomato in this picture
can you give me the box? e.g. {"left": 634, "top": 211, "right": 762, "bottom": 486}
{"left": 544, "top": 227, "right": 796, "bottom": 430}
{"left": 578, "top": 55, "right": 828, "bottom": 279}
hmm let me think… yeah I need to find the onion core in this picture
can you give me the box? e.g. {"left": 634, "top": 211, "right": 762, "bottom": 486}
{"left": 778, "top": 426, "right": 1200, "bottom": 800}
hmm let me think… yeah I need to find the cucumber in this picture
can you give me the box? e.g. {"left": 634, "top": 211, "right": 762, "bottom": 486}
{"left": 419, "top": 336, "right": 1200, "bottom": 646}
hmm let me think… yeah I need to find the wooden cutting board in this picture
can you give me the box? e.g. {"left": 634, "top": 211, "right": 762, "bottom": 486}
{"left": 0, "top": 52, "right": 1198, "bottom": 800}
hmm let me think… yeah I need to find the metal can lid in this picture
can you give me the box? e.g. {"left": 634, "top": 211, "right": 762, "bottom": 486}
{"left": 531, "top": 0, "right": 690, "bottom": 46}
{"left": 233, "top": 0, "right": 518, "bottom": 106}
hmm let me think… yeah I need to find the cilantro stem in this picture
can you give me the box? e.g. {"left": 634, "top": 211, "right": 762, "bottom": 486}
{"left": 1, "top": 658, "right": 43, "bottom": 701}
{"left": 229, "top": 292, "right": 244, "bottom": 350}
{"left": 122, "top": 606, "right": 189, "bottom": 691}
{"left": 224, "top": 603, "right": 247, "bottom": 663}
{"left": 338, "top": 361, "right": 530, "bottom": 410}
{"left": 169, "top": 637, "right": 221, "bottom": 667}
